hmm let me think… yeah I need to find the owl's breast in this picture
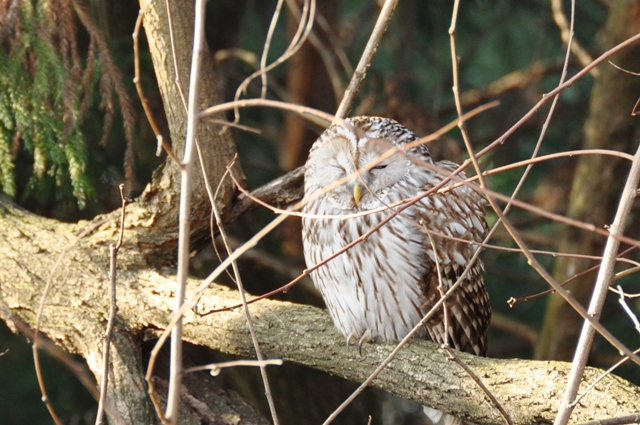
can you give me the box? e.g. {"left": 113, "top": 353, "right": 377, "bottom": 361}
{"left": 302, "top": 203, "right": 430, "bottom": 341}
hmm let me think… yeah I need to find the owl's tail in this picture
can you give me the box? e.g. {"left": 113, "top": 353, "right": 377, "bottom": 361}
{"left": 423, "top": 406, "right": 473, "bottom": 425}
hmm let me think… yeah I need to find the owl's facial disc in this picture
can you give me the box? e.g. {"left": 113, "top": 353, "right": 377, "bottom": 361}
{"left": 308, "top": 130, "right": 411, "bottom": 210}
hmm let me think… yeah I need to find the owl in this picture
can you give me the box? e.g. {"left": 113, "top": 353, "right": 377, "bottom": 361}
{"left": 301, "top": 116, "right": 490, "bottom": 423}
{"left": 301, "top": 116, "right": 490, "bottom": 355}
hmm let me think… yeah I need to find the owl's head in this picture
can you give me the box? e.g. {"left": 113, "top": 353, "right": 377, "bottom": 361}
{"left": 304, "top": 117, "right": 432, "bottom": 210}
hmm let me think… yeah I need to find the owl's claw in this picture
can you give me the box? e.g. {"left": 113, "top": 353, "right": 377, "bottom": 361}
{"left": 345, "top": 333, "right": 355, "bottom": 349}
{"left": 357, "top": 330, "right": 372, "bottom": 356}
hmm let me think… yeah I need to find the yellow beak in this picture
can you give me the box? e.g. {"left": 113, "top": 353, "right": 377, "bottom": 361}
{"left": 353, "top": 182, "right": 363, "bottom": 205}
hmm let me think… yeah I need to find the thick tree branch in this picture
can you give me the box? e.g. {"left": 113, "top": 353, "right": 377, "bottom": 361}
{"left": 0, "top": 197, "right": 638, "bottom": 425}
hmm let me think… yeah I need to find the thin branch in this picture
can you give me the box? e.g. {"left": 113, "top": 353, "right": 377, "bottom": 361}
{"left": 550, "top": 0, "right": 598, "bottom": 77}
{"left": 509, "top": 246, "right": 638, "bottom": 306}
{"left": 210, "top": 160, "right": 280, "bottom": 424}
{"left": 285, "top": 0, "right": 345, "bottom": 102}
{"left": 201, "top": 97, "right": 339, "bottom": 127}
{"left": 95, "top": 184, "right": 127, "bottom": 425}
{"left": 575, "top": 415, "right": 640, "bottom": 425}
{"left": 553, "top": 66, "right": 640, "bottom": 425}
{"left": 608, "top": 61, "right": 640, "bottom": 116}
{"left": 425, "top": 227, "right": 449, "bottom": 348}
{"left": 133, "top": 5, "right": 179, "bottom": 164}
{"left": 231, "top": 0, "right": 316, "bottom": 123}
{"left": 335, "top": 0, "right": 399, "bottom": 119}
{"left": 259, "top": 0, "right": 285, "bottom": 99}
{"left": 446, "top": 3, "right": 512, "bottom": 424}
{"left": 163, "top": 0, "right": 206, "bottom": 422}
{"left": 469, "top": 32, "right": 640, "bottom": 165}
{"left": 32, "top": 217, "right": 110, "bottom": 425}
{"left": 2, "top": 306, "right": 101, "bottom": 400}
{"left": 572, "top": 346, "right": 640, "bottom": 408}
{"left": 617, "top": 285, "right": 640, "bottom": 335}
{"left": 183, "top": 359, "right": 283, "bottom": 376}
{"left": 498, "top": 4, "right": 575, "bottom": 232}
{"left": 443, "top": 347, "right": 513, "bottom": 425}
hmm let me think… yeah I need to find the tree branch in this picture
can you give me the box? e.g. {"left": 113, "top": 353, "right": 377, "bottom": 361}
{"left": 1, "top": 197, "right": 638, "bottom": 425}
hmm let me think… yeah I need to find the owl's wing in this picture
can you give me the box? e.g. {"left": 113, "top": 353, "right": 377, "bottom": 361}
{"left": 414, "top": 160, "right": 491, "bottom": 356}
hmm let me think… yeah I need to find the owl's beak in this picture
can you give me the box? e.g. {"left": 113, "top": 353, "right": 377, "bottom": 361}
{"left": 353, "top": 181, "right": 363, "bottom": 205}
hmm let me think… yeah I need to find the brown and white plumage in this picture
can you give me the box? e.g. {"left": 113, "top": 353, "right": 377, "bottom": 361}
{"left": 302, "top": 116, "right": 490, "bottom": 352}
{"left": 301, "top": 117, "right": 490, "bottom": 422}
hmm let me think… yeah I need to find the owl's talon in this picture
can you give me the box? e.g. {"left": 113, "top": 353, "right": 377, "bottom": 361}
{"left": 345, "top": 333, "right": 355, "bottom": 349}
{"left": 357, "top": 330, "right": 372, "bottom": 356}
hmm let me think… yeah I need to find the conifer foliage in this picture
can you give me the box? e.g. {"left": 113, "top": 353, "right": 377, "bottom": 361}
{"left": 0, "top": 0, "right": 135, "bottom": 209}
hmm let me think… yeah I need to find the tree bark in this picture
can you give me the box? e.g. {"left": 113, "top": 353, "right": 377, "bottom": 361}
{"left": 1, "top": 197, "right": 639, "bottom": 425}
{"left": 135, "top": 0, "right": 244, "bottom": 261}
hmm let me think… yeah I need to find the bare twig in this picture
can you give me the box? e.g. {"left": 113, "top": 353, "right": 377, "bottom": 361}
{"left": 424, "top": 227, "right": 449, "bottom": 347}
{"left": 610, "top": 281, "right": 640, "bottom": 297}
{"left": 95, "top": 184, "right": 127, "bottom": 425}
{"left": 209, "top": 160, "right": 280, "bottom": 425}
{"left": 499, "top": 3, "right": 575, "bottom": 230}
{"left": 553, "top": 75, "right": 640, "bottom": 425}
{"left": 335, "top": 0, "right": 399, "bottom": 119}
{"left": 133, "top": 4, "right": 179, "bottom": 164}
{"left": 617, "top": 285, "right": 640, "bottom": 335}
{"left": 509, "top": 246, "right": 638, "bottom": 306}
{"left": 163, "top": 0, "right": 206, "bottom": 422}
{"left": 475, "top": 31, "right": 640, "bottom": 160}
{"left": 446, "top": 3, "right": 512, "bottom": 424}
{"left": 259, "top": 0, "right": 285, "bottom": 99}
{"left": 571, "top": 347, "right": 640, "bottom": 408}
{"left": 285, "top": 0, "right": 346, "bottom": 102}
{"left": 443, "top": 347, "right": 513, "bottom": 425}
{"left": 575, "top": 415, "right": 640, "bottom": 425}
{"left": 607, "top": 61, "right": 640, "bottom": 116}
{"left": 201, "top": 97, "right": 339, "bottom": 128}
{"left": 32, "top": 216, "right": 110, "bottom": 425}
{"left": 183, "top": 359, "right": 283, "bottom": 376}
{"left": 2, "top": 305, "right": 101, "bottom": 400}
{"left": 550, "top": 0, "right": 598, "bottom": 77}
{"left": 232, "top": 0, "right": 316, "bottom": 123}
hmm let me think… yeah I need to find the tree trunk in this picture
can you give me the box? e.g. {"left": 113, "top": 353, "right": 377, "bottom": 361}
{"left": 135, "top": 0, "right": 244, "bottom": 261}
